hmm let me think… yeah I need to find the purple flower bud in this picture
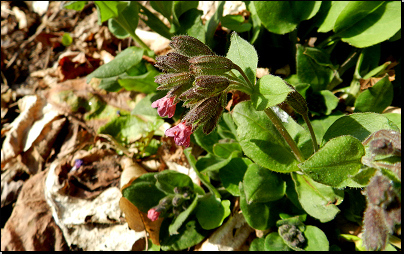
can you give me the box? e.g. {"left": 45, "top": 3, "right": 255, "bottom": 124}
{"left": 151, "top": 95, "right": 177, "bottom": 118}
{"left": 155, "top": 53, "right": 190, "bottom": 73}
{"left": 74, "top": 159, "right": 84, "bottom": 168}
{"left": 155, "top": 72, "right": 194, "bottom": 91}
{"left": 189, "top": 56, "right": 237, "bottom": 75}
{"left": 147, "top": 208, "right": 161, "bottom": 222}
{"left": 170, "top": 35, "right": 215, "bottom": 57}
{"left": 165, "top": 122, "right": 193, "bottom": 147}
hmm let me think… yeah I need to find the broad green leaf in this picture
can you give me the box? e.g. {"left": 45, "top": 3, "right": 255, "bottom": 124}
{"left": 317, "top": 2, "right": 349, "bottom": 33}
{"left": 213, "top": 142, "right": 242, "bottom": 159}
{"left": 239, "top": 182, "right": 279, "bottom": 230}
{"left": 197, "top": 150, "right": 241, "bottom": 173}
{"left": 216, "top": 112, "right": 237, "bottom": 140}
{"left": 86, "top": 46, "right": 145, "bottom": 83}
{"left": 226, "top": 32, "right": 258, "bottom": 86}
{"left": 176, "top": 9, "right": 205, "bottom": 43}
{"left": 150, "top": 1, "right": 173, "bottom": 22}
{"left": 249, "top": 237, "right": 266, "bottom": 251}
{"left": 354, "top": 75, "right": 393, "bottom": 113}
{"left": 97, "top": 76, "right": 123, "bottom": 92}
{"left": 356, "top": 44, "right": 381, "bottom": 78}
{"left": 384, "top": 113, "right": 401, "bottom": 132}
{"left": 320, "top": 90, "right": 339, "bottom": 115}
{"left": 196, "top": 195, "right": 231, "bottom": 230}
{"left": 221, "top": 15, "right": 252, "bottom": 33}
{"left": 219, "top": 157, "right": 253, "bottom": 196}
{"left": 132, "top": 92, "right": 164, "bottom": 117}
{"left": 291, "top": 172, "right": 343, "bottom": 223}
{"left": 63, "top": 1, "right": 87, "bottom": 11}
{"left": 94, "top": 1, "right": 128, "bottom": 23}
{"left": 137, "top": 3, "right": 172, "bottom": 39}
{"left": 296, "top": 44, "right": 334, "bottom": 92}
{"left": 304, "top": 226, "right": 329, "bottom": 251}
{"left": 243, "top": 163, "right": 286, "bottom": 204}
{"left": 122, "top": 173, "right": 166, "bottom": 213}
{"left": 160, "top": 216, "right": 209, "bottom": 251}
{"left": 169, "top": 197, "right": 198, "bottom": 235}
{"left": 254, "top": 1, "right": 321, "bottom": 34}
{"left": 246, "top": 1, "right": 261, "bottom": 44}
{"left": 334, "top": 1, "right": 401, "bottom": 48}
{"left": 155, "top": 171, "right": 194, "bottom": 195}
{"left": 299, "top": 136, "right": 365, "bottom": 188}
{"left": 307, "top": 111, "right": 344, "bottom": 142}
{"left": 322, "top": 113, "right": 400, "bottom": 144}
{"left": 264, "top": 232, "right": 291, "bottom": 251}
{"left": 251, "top": 74, "right": 294, "bottom": 111}
{"left": 232, "top": 101, "right": 311, "bottom": 173}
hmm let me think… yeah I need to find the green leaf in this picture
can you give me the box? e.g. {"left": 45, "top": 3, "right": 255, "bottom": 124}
{"left": 226, "top": 32, "right": 258, "bottom": 86}
{"left": 299, "top": 136, "right": 365, "bottom": 188}
{"left": 243, "top": 164, "right": 286, "bottom": 204}
{"left": 108, "top": 1, "right": 139, "bottom": 39}
{"left": 303, "top": 225, "right": 329, "bottom": 251}
{"left": 384, "top": 113, "right": 401, "bottom": 132}
{"left": 239, "top": 182, "right": 280, "bottom": 230}
{"left": 296, "top": 44, "right": 334, "bottom": 92}
{"left": 354, "top": 75, "right": 394, "bottom": 113}
{"left": 197, "top": 150, "right": 241, "bottom": 173}
{"left": 322, "top": 113, "right": 400, "bottom": 144}
{"left": 219, "top": 157, "right": 253, "bottom": 196}
{"left": 132, "top": 92, "right": 164, "bottom": 117}
{"left": 160, "top": 216, "right": 209, "bottom": 251}
{"left": 137, "top": 3, "right": 172, "bottom": 39}
{"left": 221, "top": 15, "right": 252, "bottom": 33}
{"left": 117, "top": 67, "right": 160, "bottom": 94}
{"left": 175, "top": 9, "right": 205, "bottom": 43}
{"left": 251, "top": 74, "right": 294, "bottom": 111}
{"left": 63, "top": 1, "right": 88, "bottom": 11}
{"left": 264, "top": 232, "right": 291, "bottom": 251}
{"left": 334, "top": 1, "right": 401, "bottom": 48}
{"left": 61, "top": 33, "right": 72, "bottom": 46}
{"left": 246, "top": 1, "right": 261, "bottom": 44}
{"left": 232, "top": 101, "right": 311, "bottom": 173}
{"left": 196, "top": 195, "right": 231, "bottom": 230}
{"left": 316, "top": 2, "right": 349, "bottom": 33}
{"left": 205, "top": 1, "right": 225, "bottom": 48}
{"left": 94, "top": 1, "right": 128, "bottom": 23}
{"left": 98, "top": 115, "right": 163, "bottom": 145}
{"left": 171, "top": 1, "right": 199, "bottom": 33}
{"left": 155, "top": 171, "right": 194, "bottom": 195}
{"left": 86, "top": 46, "right": 145, "bottom": 83}
{"left": 216, "top": 112, "right": 237, "bottom": 140}
{"left": 150, "top": 1, "right": 173, "bottom": 22}
{"left": 122, "top": 173, "right": 166, "bottom": 213}
{"left": 291, "top": 172, "right": 343, "bottom": 223}
{"left": 192, "top": 127, "right": 219, "bottom": 154}
{"left": 249, "top": 237, "right": 266, "bottom": 251}
{"left": 254, "top": 1, "right": 321, "bottom": 34}
{"left": 169, "top": 197, "right": 199, "bottom": 235}
{"left": 213, "top": 142, "right": 242, "bottom": 159}
{"left": 308, "top": 111, "right": 344, "bottom": 142}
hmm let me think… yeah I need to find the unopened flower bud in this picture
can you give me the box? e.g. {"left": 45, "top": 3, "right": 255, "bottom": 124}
{"left": 172, "top": 196, "right": 183, "bottom": 207}
{"left": 170, "top": 35, "right": 215, "bottom": 57}
{"left": 155, "top": 53, "right": 190, "bottom": 73}
{"left": 284, "top": 82, "right": 308, "bottom": 116}
{"left": 194, "top": 75, "right": 230, "bottom": 95}
{"left": 155, "top": 72, "right": 194, "bottom": 91}
{"left": 189, "top": 56, "right": 237, "bottom": 76}
{"left": 147, "top": 208, "right": 161, "bottom": 222}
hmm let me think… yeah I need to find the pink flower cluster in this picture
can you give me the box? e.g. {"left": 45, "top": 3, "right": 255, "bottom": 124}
{"left": 147, "top": 208, "right": 160, "bottom": 222}
{"left": 152, "top": 95, "right": 193, "bottom": 147}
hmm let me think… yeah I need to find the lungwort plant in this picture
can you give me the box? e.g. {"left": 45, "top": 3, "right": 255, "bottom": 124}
{"left": 74, "top": 1, "right": 401, "bottom": 251}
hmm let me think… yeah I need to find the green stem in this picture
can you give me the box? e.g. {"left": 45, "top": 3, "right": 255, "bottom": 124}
{"left": 114, "top": 17, "right": 151, "bottom": 51}
{"left": 302, "top": 113, "right": 318, "bottom": 152}
{"left": 234, "top": 65, "right": 254, "bottom": 89}
{"left": 264, "top": 107, "right": 305, "bottom": 162}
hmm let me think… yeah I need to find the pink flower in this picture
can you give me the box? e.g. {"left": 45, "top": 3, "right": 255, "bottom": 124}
{"left": 147, "top": 208, "right": 161, "bottom": 222}
{"left": 165, "top": 122, "right": 193, "bottom": 147}
{"left": 151, "top": 95, "right": 177, "bottom": 118}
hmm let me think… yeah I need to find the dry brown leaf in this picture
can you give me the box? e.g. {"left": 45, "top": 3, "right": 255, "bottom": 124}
{"left": 1, "top": 170, "right": 69, "bottom": 251}
{"left": 120, "top": 157, "right": 148, "bottom": 190}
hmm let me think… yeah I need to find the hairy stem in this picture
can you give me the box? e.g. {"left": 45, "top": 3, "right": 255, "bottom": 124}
{"left": 302, "top": 113, "right": 318, "bottom": 152}
{"left": 264, "top": 107, "right": 305, "bottom": 162}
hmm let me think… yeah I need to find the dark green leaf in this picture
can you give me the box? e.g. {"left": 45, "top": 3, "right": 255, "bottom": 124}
{"left": 192, "top": 127, "right": 219, "bottom": 154}
{"left": 169, "top": 197, "right": 199, "bottom": 235}
{"left": 221, "top": 15, "right": 252, "bottom": 33}
{"left": 264, "top": 232, "right": 291, "bottom": 251}
{"left": 317, "top": 2, "right": 349, "bottom": 33}
{"left": 213, "top": 142, "right": 242, "bottom": 159}
{"left": 216, "top": 112, "right": 237, "bottom": 140}
{"left": 196, "top": 195, "right": 231, "bottom": 230}
{"left": 291, "top": 172, "right": 343, "bottom": 223}
{"left": 94, "top": 1, "right": 128, "bottom": 23}
{"left": 122, "top": 173, "right": 166, "bottom": 213}
{"left": 86, "top": 46, "right": 145, "bottom": 83}
{"left": 205, "top": 1, "right": 225, "bottom": 48}
{"left": 175, "top": 9, "right": 205, "bottom": 43}
{"left": 249, "top": 237, "right": 266, "bottom": 251}
{"left": 137, "top": 2, "right": 172, "bottom": 39}
{"left": 118, "top": 67, "right": 160, "bottom": 94}
{"left": 160, "top": 216, "right": 209, "bottom": 251}
{"left": 155, "top": 171, "right": 194, "bottom": 195}
{"left": 219, "top": 157, "right": 253, "bottom": 196}
{"left": 150, "top": 1, "right": 173, "bottom": 22}
{"left": 299, "top": 136, "right": 365, "bottom": 188}
{"left": 170, "top": 1, "right": 199, "bottom": 33}
{"left": 303, "top": 226, "right": 329, "bottom": 251}
{"left": 251, "top": 74, "right": 294, "bottom": 111}
{"left": 243, "top": 163, "right": 286, "bottom": 203}
{"left": 354, "top": 75, "right": 393, "bottom": 113}
{"left": 197, "top": 150, "right": 241, "bottom": 173}
{"left": 322, "top": 113, "right": 400, "bottom": 144}
{"left": 108, "top": 1, "right": 139, "bottom": 39}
